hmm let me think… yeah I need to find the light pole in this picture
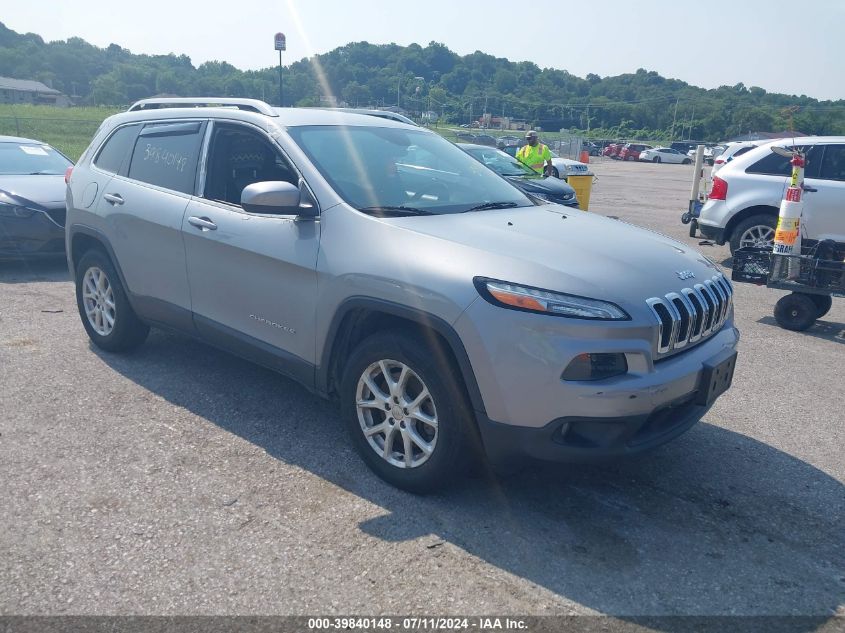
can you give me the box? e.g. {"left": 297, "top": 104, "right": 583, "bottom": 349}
{"left": 274, "top": 32, "right": 286, "bottom": 106}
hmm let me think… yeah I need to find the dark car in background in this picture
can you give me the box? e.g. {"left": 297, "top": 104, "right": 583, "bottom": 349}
{"left": 459, "top": 143, "right": 579, "bottom": 208}
{"left": 0, "top": 136, "right": 72, "bottom": 259}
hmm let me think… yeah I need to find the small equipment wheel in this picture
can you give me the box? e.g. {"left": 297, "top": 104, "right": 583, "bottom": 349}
{"left": 809, "top": 294, "right": 833, "bottom": 319}
{"left": 773, "top": 293, "right": 818, "bottom": 331}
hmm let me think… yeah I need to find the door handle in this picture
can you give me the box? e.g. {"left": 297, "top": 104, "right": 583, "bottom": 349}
{"left": 802, "top": 184, "right": 818, "bottom": 193}
{"left": 188, "top": 216, "right": 218, "bottom": 231}
{"left": 103, "top": 193, "right": 124, "bottom": 205}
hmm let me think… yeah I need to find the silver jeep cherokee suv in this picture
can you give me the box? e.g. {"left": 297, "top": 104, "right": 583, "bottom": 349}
{"left": 66, "top": 98, "right": 739, "bottom": 492}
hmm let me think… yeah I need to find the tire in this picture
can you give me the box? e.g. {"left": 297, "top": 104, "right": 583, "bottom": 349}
{"left": 551, "top": 167, "right": 560, "bottom": 179}
{"left": 75, "top": 249, "right": 149, "bottom": 352}
{"left": 729, "top": 213, "right": 778, "bottom": 255}
{"left": 809, "top": 294, "right": 833, "bottom": 319}
{"left": 653, "top": 156, "right": 660, "bottom": 163}
{"left": 682, "top": 158, "right": 692, "bottom": 165}
{"left": 774, "top": 293, "right": 817, "bottom": 331}
{"left": 340, "top": 329, "right": 478, "bottom": 493}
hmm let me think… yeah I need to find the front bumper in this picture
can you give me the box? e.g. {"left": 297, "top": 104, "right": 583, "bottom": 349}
{"left": 454, "top": 298, "right": 739, "bottom": 463}
{"left": 0, "top": 211, "right": 65, "bottom": 258}
{"left": 477, "top": 394, "right": 709, "bottom": 464}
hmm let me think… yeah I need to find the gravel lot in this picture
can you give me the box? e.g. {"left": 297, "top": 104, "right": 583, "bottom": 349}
{"left": 1, "top": 159, "right": 843, "bottom": 619}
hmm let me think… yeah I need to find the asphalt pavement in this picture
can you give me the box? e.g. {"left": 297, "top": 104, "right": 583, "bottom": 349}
{"left": 1, "top": 159, "right": 843, "bottom": 621}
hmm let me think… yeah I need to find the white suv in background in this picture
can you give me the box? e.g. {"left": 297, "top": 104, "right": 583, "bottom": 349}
{"left": 711, "top": 141, "right": 760, "bottom": 177}
{"left": 696, "top": 136, "right": 845, "bottom": 253}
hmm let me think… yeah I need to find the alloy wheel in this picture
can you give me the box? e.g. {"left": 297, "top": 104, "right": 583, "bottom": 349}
{"left": 82, "top": 267, "right": 116, "bottom": 336}
{"left": 739, "top": 225, "right": 775, "bottom": 249}
{"left": 355, "top": 359, "right": 438, "bottom": 469}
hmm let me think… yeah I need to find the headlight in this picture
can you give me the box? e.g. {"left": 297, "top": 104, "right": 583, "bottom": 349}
{"left": 474, "top": 278, "right": 630, "bottom": 320}
{"left": 0, "top": 202, "right": 35, "bottom": 218}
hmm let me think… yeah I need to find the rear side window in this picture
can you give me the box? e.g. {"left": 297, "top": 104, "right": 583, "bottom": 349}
{"left": 818, "top": 145, "right": 845, "bottom": 181}
{"left": 729, "top": 146, "right": 755, "bottom": 161}
{"left": 93, "top": 125, "right": 139, "bottom": 174}
{"left": 127, "top": 121, "right": 205, "bottom": 194}
{"left": 746, "top": 145, "right": 821, "bottom": 178}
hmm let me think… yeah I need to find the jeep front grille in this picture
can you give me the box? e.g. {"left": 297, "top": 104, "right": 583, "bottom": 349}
{"left": 647, "top": 273, "right": 733, "bottom": 356}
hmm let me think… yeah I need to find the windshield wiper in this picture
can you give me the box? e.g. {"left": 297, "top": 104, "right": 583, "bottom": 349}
{"left": 464, "top": 201, "right": 519, "bottom": 212}
{"left": 27, "top": 171, "right": 60, "bottom": 175}
{"left": 357, "top": 205, "right": 434, "bottom": 217}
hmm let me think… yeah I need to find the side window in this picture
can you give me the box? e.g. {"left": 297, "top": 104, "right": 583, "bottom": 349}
{"left": 93, "top": 124, "right": 140, "bottom": 174}
{"left": 203, "top": 124, "right": 297, "bottom": 208}
{"left": 818, "top": 145, "right": 845, "bottom": 181}
{"left": 127, "top": 122, "right": 205, "bottom": 194}
{"left": 746, "top": 148, "right": 796, "bottom": 176}
{"left": 747, "top": 145, "right": 822, "bottom": 178}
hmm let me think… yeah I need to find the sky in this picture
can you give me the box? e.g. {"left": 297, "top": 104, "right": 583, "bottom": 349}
{"left": 3, "top": 0, "right": 845, "bottom": 101}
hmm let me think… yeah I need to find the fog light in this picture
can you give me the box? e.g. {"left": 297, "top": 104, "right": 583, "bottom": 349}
{"left": 562, "top": 353, "right": 628, "bottom": 381}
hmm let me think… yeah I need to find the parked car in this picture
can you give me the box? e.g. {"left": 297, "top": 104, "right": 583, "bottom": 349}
{"left": 497, "top": 135, "right": 521, "bottom": 147}
{"left": 549, "top": 151, "right": 590, "bottom": 179}
{"left": 0, "top": 135, "right": 72, "bottom": 259}
{"left": 582, "top": 141, "right": 601, "bottom": 156}
{"left": 459, "top": 143, "right": 579, "bottom": 208}
{"left": 473, "top": 134, "right": 497, "bottom": 147}
{"left": 711, "top": 141, "right": 759, "bottom": 176}
{"left": 619, "top": 143, "right": 654, "bottom": 161}
{"left": 695, "top": 136, "right": 845, "bottom": 253}
{"left": 639, "top": 147, "right": 693, "bottom": 164}
{"left": 686, "top": 145, "right": 723, "bottom": 166}
{"left": 67, "top": 98, "right": 738, "bottom": 492}
{"left": 670, "top": 140, "right": 706, "bottom": 155}
{"left": 603, "top": 143, "right": 625, "bottom": 158}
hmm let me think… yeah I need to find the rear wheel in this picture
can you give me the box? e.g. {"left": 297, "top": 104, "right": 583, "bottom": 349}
{"left": 729, "top": 214, "right": 777, "bottom": 254}
{"left": 774, "top": 293, "right": 817, "bottom": 331}
{"left": 340, "top": 330, "right": 478, "bottom": 493}
{"left": 809, "top": 294, "right": 833, "bottom": 319}
{"left": 682, "top": 158, "right": 692, "bottom": 165}
{"left": 75, "top": 249, "right": 149, "bottom": 352}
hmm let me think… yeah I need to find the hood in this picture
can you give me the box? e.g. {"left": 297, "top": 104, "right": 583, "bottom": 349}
{"left": 0, "top": 175, "right": 67, "bottom": 207}
{"left": 505, "top": 175, "right": 575, "bottom": 197}
{"left": 387, "top": 206, "right": 721, "bottom": 310}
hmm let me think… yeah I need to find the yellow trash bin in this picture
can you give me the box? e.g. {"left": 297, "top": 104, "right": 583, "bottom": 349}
{"left": 567, "top": 173, "right": 595, "bottom": 211}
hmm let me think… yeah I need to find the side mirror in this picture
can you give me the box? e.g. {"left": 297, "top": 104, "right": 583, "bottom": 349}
{"left": 241, "top": 181, "right": 302, "bottom": 215}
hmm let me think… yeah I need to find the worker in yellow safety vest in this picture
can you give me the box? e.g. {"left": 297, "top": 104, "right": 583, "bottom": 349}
{"left": 516, "top": 130, "right": 553, "bottom": 176}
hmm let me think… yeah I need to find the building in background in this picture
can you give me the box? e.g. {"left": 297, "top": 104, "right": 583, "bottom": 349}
{"left": 0, "top": 77, "right": 71, "bottom": 107}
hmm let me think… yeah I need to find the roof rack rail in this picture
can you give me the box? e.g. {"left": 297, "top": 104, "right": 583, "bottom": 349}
{"left": 127, "top": 98, "right": 278, "bottom": 117}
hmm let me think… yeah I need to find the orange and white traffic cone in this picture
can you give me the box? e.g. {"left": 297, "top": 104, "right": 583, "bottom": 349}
{"left": 773, "top": 153, "right": 805, "bottom": 279}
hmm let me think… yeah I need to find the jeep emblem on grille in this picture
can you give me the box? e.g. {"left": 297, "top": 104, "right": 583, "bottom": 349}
{"left": 676, "top": 270, "right": 695, "bottom": 280}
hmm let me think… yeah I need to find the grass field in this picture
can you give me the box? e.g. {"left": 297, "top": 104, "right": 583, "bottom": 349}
{"left": 0, "top": 105, "right": 120, "bottom": 160}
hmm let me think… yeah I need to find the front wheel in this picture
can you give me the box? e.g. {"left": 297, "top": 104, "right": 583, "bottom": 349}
{"left": 682, "top": 158, "right": 692, "bottom": 165}
{"left": 75, "top": 249, "right": 149, "bottom": 352}
{"left": 340, "top": 330, "right": 478, "bottom": 493}
{"left": 774, "top": 293, "right": 817, "bottom": 331}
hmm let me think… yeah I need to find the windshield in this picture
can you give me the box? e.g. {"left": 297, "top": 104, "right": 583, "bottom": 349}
{"left": 0, "top": 142, "right": 72, "bottom": 175}
{"left": 463, "top": 146, "right": 537, "bottom": 177}
{"left": 288, "top": 126, "right": 532, "bottom": 214}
